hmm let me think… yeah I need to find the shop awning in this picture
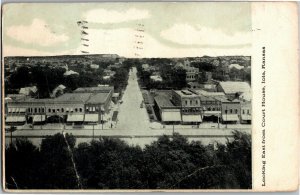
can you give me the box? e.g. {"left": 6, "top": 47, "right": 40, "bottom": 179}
{"left": 222, "top": 114, "right": 239, "bottom": 121}
{"left": 6, "top": 116, "right": 26, "bottom": 123}
{"left": 19, "top": 108, "right": 27, "bottom": 113}
{"left": 162, "top": 111, "right": 181, "bottom": 122}
{"left": 84, "top": 114, "right": 99, "bottom": 122}
{"left": 67, "top": 114, "right": 84, "bottom": 122}
{"left": 182, "top": 115, "right": 202, "bottom": 122}
{"left": 33, "top": 115, "right": 46, "bottom": 122}
{"left": 241, "top": 115, "right": 252, "bottom": 121}
{"left": 202, "top": 111, "right": 221, "bottom": 117}
{"left": 8, "top": 108, "right": 12, "bottom": 113}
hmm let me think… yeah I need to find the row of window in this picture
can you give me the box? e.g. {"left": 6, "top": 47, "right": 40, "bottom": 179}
{"left": 186, "top": 75, "right": 196, "bottom": 79}
{"left": 184, "top": 100, "right": 199, "bottom": 106}
{"left": 242, "top": 109, "right": 251, "bottom": 115}
{"left": 224, "top": 109, "right": 251, "bottom": 115}
{"left": 27, "top": 107, "right": 84, "bottom": 113}
{"left": 182, "top": 108, "right": 201, "bottom": 112}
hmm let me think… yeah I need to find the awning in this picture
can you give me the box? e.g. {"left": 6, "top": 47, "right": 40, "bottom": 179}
{"left": 6, "top": 116, "right": 26, "bottom": 123}
{"left": 84, "top": 114, "right": 99, "bottom": 122}
{"left": 162, "top": 111, "right": 181, "bottom": 122}
{"left": 33, "top": 115, "right": 46, "bottom": 122}
{"left": 222, "top": 114, "right": 239, "bottom": 121}
{"left": 8, "top": 108, "right": 12, "bottom": 113}
{"left": 241, "top": 115, "right": 252, "bottom": 121}
{"left": 202, "top": 111, "right": 221, "bottom": 117}
{"left": 182, "top": 115, "right": 202, "bottom": 122}
{"left": 19, "top": 108, "right": 27, "bottom": 113}
{"left": 67, "top": 114, "right": 84, "bottom": 122}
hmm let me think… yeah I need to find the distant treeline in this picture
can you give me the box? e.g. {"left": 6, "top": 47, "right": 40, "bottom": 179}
{"left": 5, "top": 60, "right": 134, "bottom": 97}
{"left": 5, "top": 131, "right": 251, "bottom": 189}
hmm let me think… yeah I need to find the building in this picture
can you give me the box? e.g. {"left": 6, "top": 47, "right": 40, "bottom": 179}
{"left": 5, "top": 86, "right": 114, "bottom": 126}
{"left": 171, "top": 90, "right": 202, "bottom": 124}
{"left": 185, "top": 66, "right": 199, "bottom": 82}
{"left": 221, "top": 99, "right": 241, "bottom": 124}
{"left": 51, "top": 84, "right": 66, "bottom": 98}
{"left": 19, "top": 86, "right": 38, "bottom": 96}
{"left": 216, "top": 81, "right": 251, "bottom": 99}
{"left": 240, "top": 100, "right": 251, "bottom": 124}
{"left": 153, "top": 93, "right": 181, "bottom": 124}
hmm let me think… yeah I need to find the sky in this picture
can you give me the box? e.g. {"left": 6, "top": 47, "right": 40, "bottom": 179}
{"left": 2, "top": 2, "right": 252, "bottom": 58}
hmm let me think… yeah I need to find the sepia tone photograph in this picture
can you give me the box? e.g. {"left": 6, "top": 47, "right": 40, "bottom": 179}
{"left": 2, "top": 2, "right": 252, "bottom": 191}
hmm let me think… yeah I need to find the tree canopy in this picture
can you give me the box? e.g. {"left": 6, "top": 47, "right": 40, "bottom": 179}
{"left": 5, "top": 131, "right": 251, "bottom": 189}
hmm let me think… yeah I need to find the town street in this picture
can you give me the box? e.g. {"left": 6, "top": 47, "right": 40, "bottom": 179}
{"left": 5, "top": 67, "right": 251, "bottom": 147}
{"left": 116, "top": 67, "right": 150, "bottom": 131}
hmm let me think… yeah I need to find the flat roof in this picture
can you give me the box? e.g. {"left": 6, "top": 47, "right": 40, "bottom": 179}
{"left": 87, "top": 93, "right": 110, "bottom": 104}
{"left": 154, "top": 94, "right": 176, "bottom": 108}
{"left": 74, "top": 86, "right": 113, "bottom": 93}
{"left": 174, "top": 90, "right": 199, "bottom": 98}
{"left": 54, "top": 93, "right": 91, "bottom": 103}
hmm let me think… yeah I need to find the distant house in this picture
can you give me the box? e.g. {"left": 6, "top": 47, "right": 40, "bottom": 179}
{"left": 229, "top": 64, "right": 244, "bottom": 70}
{"left": 90, "top": 64, "right": 99, "bottom": 69}
{"left": 64, "top": 70, "right": 79, "bottom": 76}
{"left": 51, "top": 84, "right": 66, "bottom": 98}
{"left": 19, "top": 86, "right": 38, "bottom": 96}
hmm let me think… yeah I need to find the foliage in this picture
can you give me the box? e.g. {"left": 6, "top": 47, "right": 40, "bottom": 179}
{"left": 5, "top": 132, "right": 251, "bottom": 189}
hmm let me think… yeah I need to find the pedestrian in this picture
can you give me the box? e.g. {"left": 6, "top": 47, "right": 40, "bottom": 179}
{"left": 111, "top": 123, "right": 113, "bottom": 129}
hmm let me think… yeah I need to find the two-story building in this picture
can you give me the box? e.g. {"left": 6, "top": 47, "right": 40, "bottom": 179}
{"left": 5, "top": 86, "right": 114, "bottom": 126}
{"left": 172, "top": 90, "right": 202, "bottom": 124}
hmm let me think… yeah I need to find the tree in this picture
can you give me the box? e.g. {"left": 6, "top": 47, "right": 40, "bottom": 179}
{"left": 39, "top": 133, "right": 79, "bottom": 189}
{"left": 5, "top": 139, "right": 41, "bottom": 189}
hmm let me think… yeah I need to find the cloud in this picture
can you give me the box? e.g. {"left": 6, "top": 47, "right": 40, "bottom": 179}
{"left": 160, "top": 24, "right": 252, "bottom": 47}
{"left": 84, "top": 8, "right": 150, "bottom": 24}
{"left": 73, "top": 28, "right": 250, "bottom": 58}
{"left": 6, "top": 19, "right": 69, "bottom": 47}
{"left": 3, "top": 45, "right": 55, "bottom": 56}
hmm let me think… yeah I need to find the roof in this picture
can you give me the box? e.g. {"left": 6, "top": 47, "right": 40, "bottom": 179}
{"left": 199, "top": 95, "right": 216, "bottom": 102}
{"left": 87, "top": 93, "right": 110, "bottom": 104}
{"left": 56, "top": 84, "right": 66, "bottom": 90}
{"left": 74, "top": 86, "right": 113, "bottom": 93}
{"left": 54, "top": 93, "right": 91, "bottom": 103}
{"left": 174, "top": 90, "right": 199, "bottom": 98}
{"left": 154, "top": 94, "right": 175, "bottom": 108}
{"left": 229, "top": 64, "right": 244, "bottom": 70}
{"left": 19, "top": 86, "right": 37, "bottom": 95}
{"left": 64, "top": 70, "right": 79, "bottom": 76}
{"left": 218, "top": 82, "right": 251, "bottom": 94}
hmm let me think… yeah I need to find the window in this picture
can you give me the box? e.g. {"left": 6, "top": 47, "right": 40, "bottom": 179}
{"left": 235, "top": 109, "right": 238, "bottom": 114}
{"left": 247, "top": 110, "right": 250, "bottom": 114}
{"left": 34, "top": 108, "right": 37, "bottom": 113}
{"left": 48, "top": 108, "right": 51, "bottom": 113}
{"left": 42, "top": 108, "right": 44, "bottom": 113}
{"left": 225, "top": 110, "right": 228, "bottom": 114}
{"left": 242, "top": 110, "right": 245, "bottom": 114}
{"left": 212, "top": 108, "right": 215, "bottom": 111}
{"left": 86, "top": 107, "right": 89, "bottom": 112}
{"left": 190, "top": 100, "right": 192, "bottom": 105}
{"left": 61, "top": 108, "right": 64, "bottom": 112}
{"left": 57, "top": 108, "right": 60, "bottom": 112}
{"left": 230, "top": 109, "right": 233, "bottom": 114}
{"left": 195, "top": 100, "right": 198, "bottom": 105}
{"left": 79, "top": 108, "right": 83, "bottom": 112}
{"left": 96, "top": 107, "right": 99, "bottom": 111}
{"left": 75, "top": 108, "right": 78, "bottom": 112}
{"left": 38, "top": 108, "right": 41, "bottom": 113}
{"left": 185, "top": 100, "right": 188, "bottom": 105}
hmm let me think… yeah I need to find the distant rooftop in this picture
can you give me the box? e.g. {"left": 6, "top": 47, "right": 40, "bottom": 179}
{"left": 218, "top": 81, "right": 251, "bottom": 94}
{"left": 74, "top": 86, "right": 113, "bottom": 93}
{"left": 154, "top": 93, "right": 176, "bottom": 108}
{"left": 174, "top": 90, "right": 199, "bottom": 97}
